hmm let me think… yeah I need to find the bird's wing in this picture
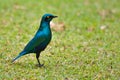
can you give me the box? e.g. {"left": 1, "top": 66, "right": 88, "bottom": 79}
{"left": 24, "top": 32, "right": 46, "bottom": 52}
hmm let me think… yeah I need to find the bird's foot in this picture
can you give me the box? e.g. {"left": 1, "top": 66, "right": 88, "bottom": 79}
{"left": 36, "top": 63, "right": 44, "bottom": 67}
{"left": 39, "top": 64, "right": 44, "bottom": 67}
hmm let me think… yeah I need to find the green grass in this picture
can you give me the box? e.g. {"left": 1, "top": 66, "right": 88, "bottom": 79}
{"left": 0, "top": 0, "right": 120, "bottom": 80}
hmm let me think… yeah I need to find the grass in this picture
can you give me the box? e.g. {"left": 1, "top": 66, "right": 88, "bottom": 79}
{"left": 0, "top": 0, "right": 120, "bottom": 80}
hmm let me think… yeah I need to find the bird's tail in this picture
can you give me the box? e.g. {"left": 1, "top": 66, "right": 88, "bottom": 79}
{"left": 12, "top": 51, "right": 26, "bottom": 63}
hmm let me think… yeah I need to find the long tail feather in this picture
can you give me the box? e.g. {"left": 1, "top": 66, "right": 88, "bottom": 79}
{"left": 12, "top": 55, "right": 21, "bottom": 62}
{"left": 12, "top": 51, "right": 26, "bottom": 63}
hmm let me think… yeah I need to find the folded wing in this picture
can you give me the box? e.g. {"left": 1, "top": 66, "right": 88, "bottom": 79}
{"left": 24, "top": 32, "right": 46, "bottom": 52}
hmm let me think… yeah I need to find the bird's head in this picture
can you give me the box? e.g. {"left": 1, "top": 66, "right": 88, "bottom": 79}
{"left": 42, "top": 14, "right": 58, "bottom": 23}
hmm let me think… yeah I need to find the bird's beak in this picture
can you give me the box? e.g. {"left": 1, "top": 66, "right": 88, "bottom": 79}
{"left": 53, "top": 16, "right": 58, "bottom": 18}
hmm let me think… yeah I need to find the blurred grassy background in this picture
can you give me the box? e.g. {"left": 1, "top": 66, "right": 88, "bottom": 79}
{"left": 0, "top": 0, "right": 120, "bottom": 79}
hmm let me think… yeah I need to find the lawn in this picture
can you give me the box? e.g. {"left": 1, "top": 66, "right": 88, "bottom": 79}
{"left": 0, "top": 0, "right": 120, "bottom": 80}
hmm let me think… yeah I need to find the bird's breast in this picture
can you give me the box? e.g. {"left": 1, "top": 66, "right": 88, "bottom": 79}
{"left": 43, "top": 27, "right": 52, "bottom": 40}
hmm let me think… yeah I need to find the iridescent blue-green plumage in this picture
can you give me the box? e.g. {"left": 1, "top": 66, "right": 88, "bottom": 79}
{"left": 12, "top": 14, "right": 57, "bottom": 67}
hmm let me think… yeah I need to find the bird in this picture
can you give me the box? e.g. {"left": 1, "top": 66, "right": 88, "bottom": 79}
{"left": 12, "top": 13, "right": 58, "bottom": 67}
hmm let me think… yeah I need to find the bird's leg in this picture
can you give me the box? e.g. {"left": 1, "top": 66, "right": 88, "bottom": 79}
{"left": 36, "top": 53, "right": 44, "bottom": 67}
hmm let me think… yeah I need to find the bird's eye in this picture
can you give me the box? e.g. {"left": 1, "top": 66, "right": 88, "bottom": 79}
{"left": 45, "top": 16, "right": 52, "bottom": 21}
{"left": 46, "top": 16, "right": 50, "bottom": 19}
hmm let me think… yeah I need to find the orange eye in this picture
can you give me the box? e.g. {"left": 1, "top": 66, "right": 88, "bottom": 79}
{"left": 47, "top": 16, "right": 50, "bottom": 18}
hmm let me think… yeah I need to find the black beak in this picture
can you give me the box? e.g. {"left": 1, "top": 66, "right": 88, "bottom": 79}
{"left": 53, "top": 16, "right": 58, "bottom": 18}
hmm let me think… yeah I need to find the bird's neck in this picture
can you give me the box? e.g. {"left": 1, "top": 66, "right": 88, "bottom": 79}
{"left": 36, "top": 21, "right": 52, "bottom": 40}
{"left": 37, "top": 21, "right": 52, "bottom": 37}
{"left": 39, "top": 21, "right": 50, "bottom": 30}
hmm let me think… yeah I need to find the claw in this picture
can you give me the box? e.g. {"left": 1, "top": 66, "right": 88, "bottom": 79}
{"left": 39, "top": 64, "right": 44, "bottom": 67}
{"left": 36, "top": 63, "right": 44, "bottom": 67}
